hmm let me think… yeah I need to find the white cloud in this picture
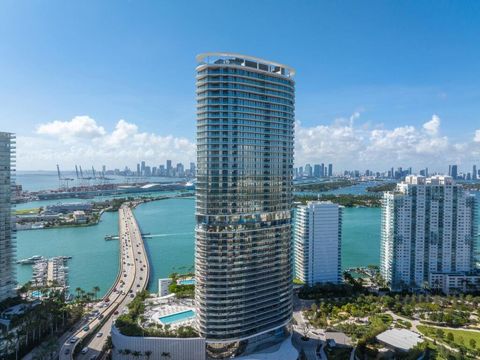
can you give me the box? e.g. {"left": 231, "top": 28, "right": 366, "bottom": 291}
{"left": 474, "top": 129, "right": 480, "bottom": 142}
{"left": 36, "top": 116, "right": 106, "bottom": 140}
{"left": 16, "top": 113, "right": 480, "bottom": 173}
{"left": 295, "top": 117, "right": 364, "bottom": 165}
{"left": 17, "top": 116, "right": 195, "bottom": 170}
{"left": 295, "top": 113, "right": 476, "bottom": 172}
{"left": 422, "top": 114, "right": 440, "bottom": 135}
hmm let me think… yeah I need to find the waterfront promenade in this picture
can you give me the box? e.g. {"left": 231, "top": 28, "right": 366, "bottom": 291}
{"left": 59, "top": 204, "right": 150, "bottom": 360}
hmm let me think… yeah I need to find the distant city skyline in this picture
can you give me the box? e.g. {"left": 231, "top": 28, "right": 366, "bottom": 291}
{"left": 294, "top": 161, "right": 480, "bottom": 180}
{"left": 1, "top": 2, "right": 479, "bottom": 171}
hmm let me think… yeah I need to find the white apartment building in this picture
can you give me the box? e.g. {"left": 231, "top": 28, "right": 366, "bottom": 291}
{"left": 429, "top": 272, "right": 480, "bottom": 295}
{"left": 0, "top": 132, "right": 15, "bottom": 302}
{"left": 294, "top": 201, "right": 342, "bottom": 286}
{"left": 380, "top": 175, "right": 476, "bottom": 291}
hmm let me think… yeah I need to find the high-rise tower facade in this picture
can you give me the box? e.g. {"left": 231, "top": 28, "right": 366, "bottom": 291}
{"left": 0, "top": 132, "right": 16, "bottom": 302}
{"left": 294, "top": 201, "right": 342, "bottom": 286}
{"left": 380, "top": 175, "right": 476, "bottom": 291}
{"left": 195, "top": 53, "right": 295, "bottom": 358}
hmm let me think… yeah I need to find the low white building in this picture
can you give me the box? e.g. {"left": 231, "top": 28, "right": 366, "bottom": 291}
{"left": 73, "top": 210, "right": 87, "bottom": 224}
{"left": 158, "top": 278, "right": 172, "bottom": 297}
{"left": 429, "top": 272, "right": 480, "bottom": 295}
{"left": 376, "top": 329, "right": 423, "bottom": 352}
{"left": 294, "top": 201, "right": 342, "bottom": 285}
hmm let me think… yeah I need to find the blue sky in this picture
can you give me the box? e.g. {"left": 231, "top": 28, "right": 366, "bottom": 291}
{"left": 1, "top": 1, "right": 479, "bottom": 171}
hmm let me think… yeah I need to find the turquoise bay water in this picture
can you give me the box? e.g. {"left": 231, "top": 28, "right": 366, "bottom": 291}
{"left": 16, "top": 211, "right": 119, "bottom": 297}
{"left": 134, "top": 198, "right": 195, "bottom": 292}
{"left": 16, "top": 196, "right": 382, "bottom": 295}
{"left": 14, "top": 172, "right": 479, "bottom": 297}
{"left": 342, "top": 207, "right": 381, "bottom": 268}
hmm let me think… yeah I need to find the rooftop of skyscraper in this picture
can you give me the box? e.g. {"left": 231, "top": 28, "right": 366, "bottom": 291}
{"left": 196, "top": 52, "right": 296, "bottom": 77}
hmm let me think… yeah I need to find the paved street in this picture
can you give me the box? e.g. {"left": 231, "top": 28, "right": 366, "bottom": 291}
{"left": 59, "top": 205, "right": 150, "bottom": 360}
{"left": 292, "top": 294, "right": 325, "bottom": 360}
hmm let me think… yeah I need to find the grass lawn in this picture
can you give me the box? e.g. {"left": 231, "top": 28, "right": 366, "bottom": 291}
{"left": 418, "top": 325, "right": 480, "bottom": 351}
{"left": 15, "top": 208, "right": 40, "bottom": 215}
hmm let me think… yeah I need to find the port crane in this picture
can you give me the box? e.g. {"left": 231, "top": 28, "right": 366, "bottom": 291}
{"left": 56, "top": 164, "right": 74, "bottom": 189}
{"left": 75, "top": 164, "right": 113, "bottom": 186}
{"left": 93, "top": 166, "right": 113, "bottom": 182}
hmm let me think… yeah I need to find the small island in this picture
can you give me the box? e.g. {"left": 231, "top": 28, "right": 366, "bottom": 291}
{"left": 294, "top": 194, "right": 382, "bottom": 208}
{"left": 365, "top": 182, "right": 397, "bottom": 193}
{"left": 294, "top": 180, "right": 358, "bottom": 192}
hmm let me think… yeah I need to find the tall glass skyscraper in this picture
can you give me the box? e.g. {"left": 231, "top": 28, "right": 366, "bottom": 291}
{"left": 0, "top": 132, "right": 16, "bottom": 302}
{"left": 195, "top": 53, "right": 295, "bottom": 358}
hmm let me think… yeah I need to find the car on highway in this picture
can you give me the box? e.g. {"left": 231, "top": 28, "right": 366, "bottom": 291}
{"left": 69, "top": 337, "right": 78, "bottom": 343}
{"left": 83, "top": 325, "right": 90, "bottom": 331}
{"left": 81, "top": 347, "right": 89, "bottom": 354}
{"left": 97, "top": 332, "right": 103, "bottom": 337}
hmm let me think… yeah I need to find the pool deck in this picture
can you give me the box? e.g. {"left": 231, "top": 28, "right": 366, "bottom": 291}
{"left": 145, "top": 300, "right": 196, "bottom": 328}
{"left": 159, "top": 309, "right": 195, "bottom": 324}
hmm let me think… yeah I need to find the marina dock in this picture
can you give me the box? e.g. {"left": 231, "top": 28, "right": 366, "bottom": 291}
{"left": 31, "top": 256, "right": 70, "bottom": 290}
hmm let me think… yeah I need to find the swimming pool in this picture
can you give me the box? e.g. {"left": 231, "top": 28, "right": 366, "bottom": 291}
{"left": 159, "top": 310, "right": 195, "bottom": 324}
{"left": 31, "top": 290, "right": 43, "bottom": 298}
{"left": 178, "top": 279, "right": 195, "bottom": 285}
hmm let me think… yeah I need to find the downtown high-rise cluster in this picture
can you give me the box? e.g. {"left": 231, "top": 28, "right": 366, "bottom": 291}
{"left": 133, "top": 160, "right": 196, "bottom": 178}
{"left": 294, "top": 162, "right": 333, "bottom": 179}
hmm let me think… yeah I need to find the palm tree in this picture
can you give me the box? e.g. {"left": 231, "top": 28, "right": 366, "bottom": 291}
{"left": 93, "top": 286, "right": 101, "bottom": 300}
{"left": 75, "top": 287, "right": 82, "bottom": 298}
{"left": 144, "top": 350, "right": 152, "bottom": 360}
{"left": 132, "top": 350, "right": 141, "bottom": 359}
{"left": 161, "top": 352, "right": 171, "bottom": 359}
{"left": 124, "top": 349, "right": 132, "bottom": 359}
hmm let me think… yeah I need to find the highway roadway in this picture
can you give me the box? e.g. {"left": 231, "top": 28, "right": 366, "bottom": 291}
{"left": 59, "top": 204, "right": 150, "bottom": 360}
